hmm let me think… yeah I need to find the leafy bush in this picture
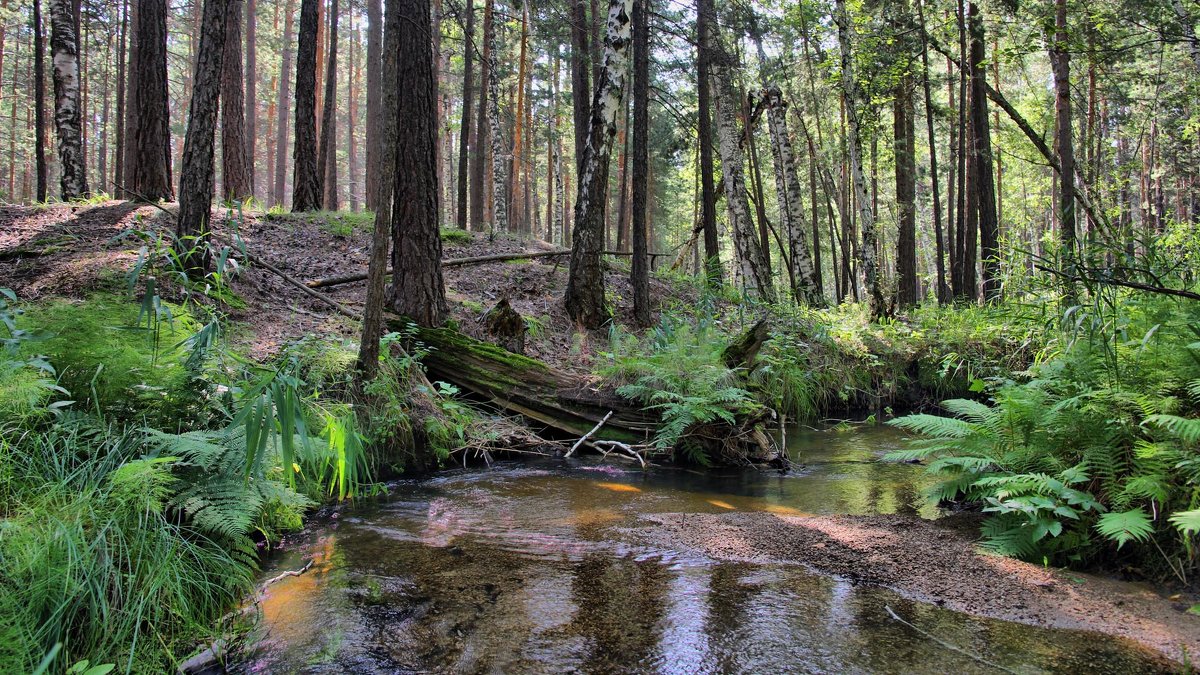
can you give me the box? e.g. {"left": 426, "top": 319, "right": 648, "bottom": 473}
{"left": 889, "top": 292, "right": 1200, "bottom": 577}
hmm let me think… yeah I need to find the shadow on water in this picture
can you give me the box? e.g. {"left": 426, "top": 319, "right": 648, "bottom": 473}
{"left": 233, "top": 426, "right": 1176, "bottom": 674}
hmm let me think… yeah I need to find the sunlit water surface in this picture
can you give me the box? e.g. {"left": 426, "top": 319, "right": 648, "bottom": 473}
{"left": 232, "top": 426, "right": 1174, "bottom": 674}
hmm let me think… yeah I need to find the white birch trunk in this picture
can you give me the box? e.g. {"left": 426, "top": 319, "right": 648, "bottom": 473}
{"left": 763, "top": 85, "right": 823, "bottom": 306}
{"left": 835, "top": 0, "right": 884, "bottom": 317}
{"left": 49, "top": 0, "right": 89, "bottom": 199}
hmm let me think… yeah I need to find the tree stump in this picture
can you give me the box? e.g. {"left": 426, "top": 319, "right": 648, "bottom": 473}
{"left": 484, "top": 298, "right": 526, "bottom": 354}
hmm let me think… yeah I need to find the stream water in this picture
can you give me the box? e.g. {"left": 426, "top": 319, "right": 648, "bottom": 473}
{"left": 232, "top": 426, "right": 1175, "bottom": 674}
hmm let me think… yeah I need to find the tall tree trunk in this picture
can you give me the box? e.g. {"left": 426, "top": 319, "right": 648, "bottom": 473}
{"left": 470, "top": 0, "right": 493, "bottom": 230}
{"left": 631, "top": 0, "right": 651, "bottom": 326}
{"left": 696, "top": 0, "right": 720, "bottom": 282}
{"left": 347, "top": 10, "right": 360, "bottom": 211}
{"left": 33, "top": 0, "right": 48, "bottom": 202}
{"left": 272, "top": 0, "right": 295, "bottom": 206}
{"left": 391, "top": 0, "right": 447, "bottom": 326}
{"left": 708, "top": 20, "right": 772, "bottom": 301}
{"left": 121, "top": 0, "right": 138, "bottom": 198}
{"left": 128, "top": 0, "right": 172, "bottom": 201}
{"left": 894, "top": 8, "right": 917, "bottom": 307}
{"left": 358, "top": 0, "right": 400, "bottom": 379}
{"left": 245, "top": 0, "right": 257, "bottom": 197}
{"left": 291, "top": 0, "right": 321, "bottom": 211}
{"left": 1050, "top": 0, "right": 1076, "bottom": 266}
{"left": 969, "top": 1, "right": 999, "bottom": 300}
{"left": 952, "top": 2, "right": 968, "bottom": 298}
{"left": 509, "top": 0, "right": 529, "bottom": 230}
{"left": 49, "top": 0, "right": 89, "bottom": 199}
{"left": 455, "top": 0, "right": 474, "bottom": 229}
{"left": 918, "top": 0, "right": 948, "bottom": 304}
{"left": 365, "top": 0, "right": 381, "bottom": 209}
{"left": 764, "top": 86, "right": 822, "bottom": 306}
{"left": 318, "top": 0, "right": 340, "bottom": 209}
{"left": 564, "top": 0, "right": 635, "bottom": 327}
{"left": 177, "top": 0, "right": 230, "bottom": 275}
{"left": 113, "top": 0, "right": 126, "bottom": 191}
{"left": 484, "top": 0, "right": 506, "bottom": 233}
{"left": 834, "top": 0, "right": 883, "bottom": 318}
{"left": 221, "top": 0, "right": 252, "bottom": 202}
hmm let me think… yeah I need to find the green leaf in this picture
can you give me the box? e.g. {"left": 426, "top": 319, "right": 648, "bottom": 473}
{"left": 1095, "top": 509, "right": 1155, "bottom": 548}
{"left": 1168, "top": 509, "right": 1200, "bottom": 536}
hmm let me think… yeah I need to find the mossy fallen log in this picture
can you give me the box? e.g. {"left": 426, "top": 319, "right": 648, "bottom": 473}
{"left": 387, "top": 316, "right": 654, "bottom": 444}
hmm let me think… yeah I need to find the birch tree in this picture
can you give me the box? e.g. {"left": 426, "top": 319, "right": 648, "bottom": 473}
{"left": 49, "top": 0, "right": 89, "bottom": 199}
{"left": 707, "top": 14, "right": 773, "bottom": 301}
{"left": 564, "top": 0, "right": 634, "bottom": 327}
{"left": 763, "top": 85, "right": 823, "bottom": 306}
{"left": 485, "top": 0, "right": 506, "bottom": 234}
{"left": 834, "top": 0, "right": 884, "bottom": 319}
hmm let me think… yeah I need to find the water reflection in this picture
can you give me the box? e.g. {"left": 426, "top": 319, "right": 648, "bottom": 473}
{"left": 234, "top": 428, "right": 1176, "bottom": 674}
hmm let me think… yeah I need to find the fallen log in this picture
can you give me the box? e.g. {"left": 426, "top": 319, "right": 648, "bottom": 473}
{"left": 387, "top": 316, "right": 782, "bottom": 466}
{"left": 307, "top": 250, "right": 671, "bottom": 288}
{"left": 389, "top": 316, "right": 654, "bottom": 444}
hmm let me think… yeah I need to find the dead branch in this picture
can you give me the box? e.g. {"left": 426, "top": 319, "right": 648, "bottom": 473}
{"left": 566, "top": 411, "right": 614, "bottom": 458}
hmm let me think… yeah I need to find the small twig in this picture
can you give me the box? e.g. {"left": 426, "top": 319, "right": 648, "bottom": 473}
{"left": 260, "top": 560, "right": 313, "bottom": 590}
{"left": 592, "top": 439, "right": 647, "bottom": 468}
{"left": 565, "top": 411, "right": 614, "bottom": 458}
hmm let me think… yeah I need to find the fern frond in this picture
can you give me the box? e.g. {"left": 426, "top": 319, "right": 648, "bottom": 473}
{"left": 888, "top": 414, "right": 975, "bottom": 439}
{"left": 1095, "top": 509, "right": 1155, "bottom": 548}
{"left": 1145, "top": 414, "right": 1200, "bottom": 444}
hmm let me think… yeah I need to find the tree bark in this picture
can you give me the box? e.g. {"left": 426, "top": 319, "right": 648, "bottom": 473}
{"left": 291, "top": 0, "right": 321, "bottom": 211}
{"left": 631, "top": 0, "right": 650, "bottom": 326}
{"left": 128, "top": 0, "right": 173, "bottom": 201}
{"left": 835, "top": 0, "right": 883, "bottom": 318}
{"left": 763, "top": 86, "right": 822, "bottom": 306}
{"left": 917, "top": 0, "right": 948, "bottom": 304}
{"left": 455, "top": 0, "right": 474, "bottom": 229}
{"left": 708, "top": 12, "right": 773, "bottom": 301}
{"left": 364, "top": 0, "right": 381, "bottom": 209}
{"left": 113, "top": 0, "right": 126, "bottom": 191}
{"left": 564, "top": 0, "right": 635, "bottom": 327}
{"left": 177, "top": 0, "right": 230, "bottom": 275}
{"left": 318, "top": 0, "right": 340, "bottom": 209}
{"left": 49, "top": 0, "right": 89, "bottom": 199}
{"left": 484, "top": 0, "right": 506, "bottom": 233}
{"left": 894, "top": 8, "right": 917, "bottom": 307}
{"left": 357, "top": 0, "right": 400, "bottom": 379}
{"left": 1050, "top": 0, "right": 1076, "bottom": 266}
{"left": 221, "top": 0, "right": 252, "bottom": 202}
{"left": 272, "top": 0, "right": 294, "bottom": 206}
{"left": 33, "top": 0, "right": 48, "bottom": 202}
{"left": 347, "top": 10, "right": 360, "bottom": 211}
{"left": 969, "top": 1, "right": 999, "bottom": 300}
{"left": 245, "top": 0, "right": 257, "bottom": 197}
{"left": 390, "top": 0, "right": 447, "bottom": 327}
{"left": 696, "top": 0, "right": 720, "bottom": 282}
{"left": 570, "top": 0, "right": 591, "bottom": 180}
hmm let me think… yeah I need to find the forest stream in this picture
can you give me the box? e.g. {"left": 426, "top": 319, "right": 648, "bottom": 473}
{"left": 231, "top": 427, "right": 1182, "bottom": 674}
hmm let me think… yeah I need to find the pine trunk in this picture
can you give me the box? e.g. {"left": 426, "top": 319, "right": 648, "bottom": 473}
{"left": 696, "top": 0, "right": 720, "bottom": 282}
{"left": 221, "top": 0, "right": 252, "bottom": 202}
{"left": 455, "top": 0, "right": 474, "bottom": 229}
{"left": 390, "top": 0, "right": 447, "bottom": 327}
{"left": 564, "top": 0, "right": 635, "bottom": 327}
{"left": 272, "top": 0, "right": 294, "bottom": 206}
{"left": 969, "top": 1, "right": 999, "bottom": 300}
{"left": 347, "top": 11, "right": 360, "bottom": 211}
{"left": 177, "top": 0, "right": 230, "bottom": 274}
{"left": 364, "top": 0, "right": 381, "bottom": 209}
{"left": 918, "top": 0, "right": 948, "bottom": 304}
{"left": 245, "top": 0, "right": 257, "bottom": 197}
{"left": 1050, "top": 0, "right": 1075, "bottom": 265}
{"left": 894, "top": 51, "right": 917, "bottom": 306}
{"left": 318, "top": 0, "right": 339, "bottom": 209}
{"left": 631, "top": 0, "right": 650, "bottom": 326}
{"left": 291, "top": 0, "right": 321, "bottom": 211}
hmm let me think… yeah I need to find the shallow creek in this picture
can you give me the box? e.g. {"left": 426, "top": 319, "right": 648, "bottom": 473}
{"left": 233, "top": 426, "right": 1175, "bottom": 674}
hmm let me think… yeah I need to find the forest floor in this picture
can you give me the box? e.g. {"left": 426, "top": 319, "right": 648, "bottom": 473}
{"left": 2, "top": 201, "right": 1197, "bottom": 666}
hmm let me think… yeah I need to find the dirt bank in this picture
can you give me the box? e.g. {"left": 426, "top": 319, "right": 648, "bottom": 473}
{"left": 630, "top": 511, "right": 1199, "bottom": 665}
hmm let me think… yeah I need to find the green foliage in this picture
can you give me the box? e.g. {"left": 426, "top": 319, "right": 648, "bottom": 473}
{"left": 600, "top": 312, "right": 761, "bottom": 461}
{"left": 15, "top": 295, "right": 206, "bottom": 423}
{"left": 0, "top": 420, "right": 256, "bottom": 673}
{"left": 440, "top": 228, "right": 472, "bottom": 245}
{"left": 889, "top": 292, "right": 1200, "bottom": 577}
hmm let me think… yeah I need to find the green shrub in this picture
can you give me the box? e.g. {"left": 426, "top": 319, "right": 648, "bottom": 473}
{"left": 440, "top": 228, "right": 472, "bottom": 245}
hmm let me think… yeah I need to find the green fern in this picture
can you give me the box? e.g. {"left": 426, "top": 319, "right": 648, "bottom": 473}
{"left": 1095, "top": 509, "right": 1155, "bottom": 548}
